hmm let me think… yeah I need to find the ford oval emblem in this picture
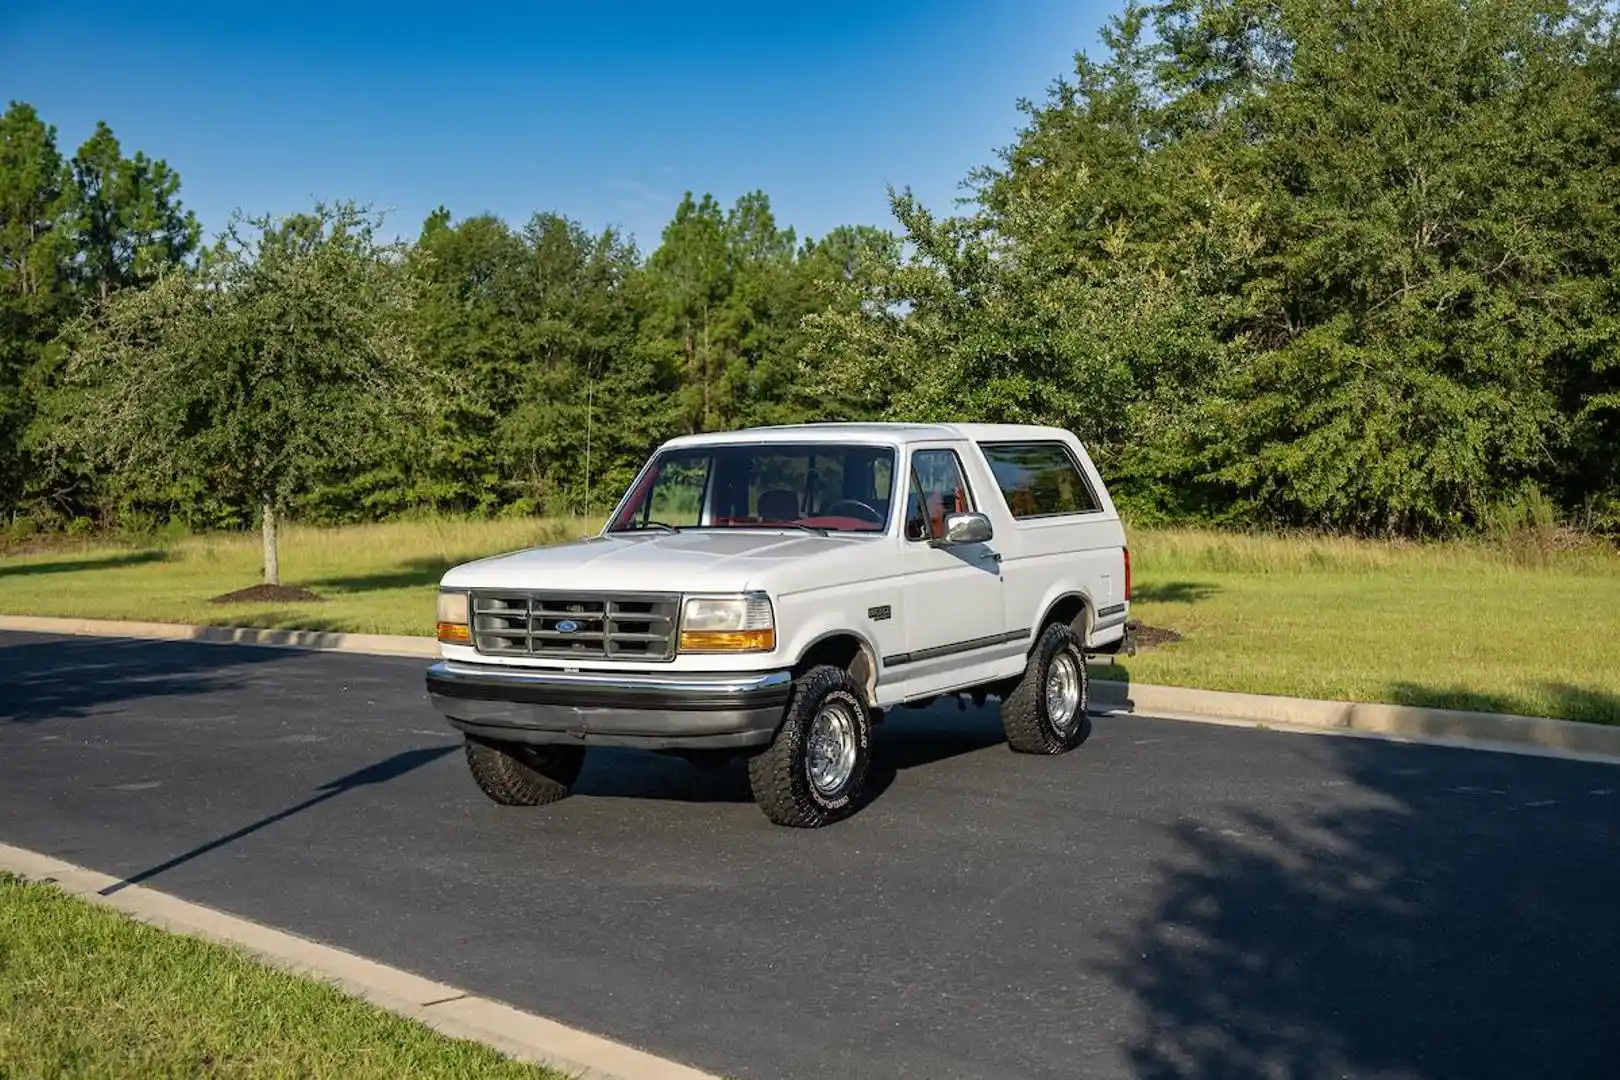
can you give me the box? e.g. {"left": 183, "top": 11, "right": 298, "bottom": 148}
{"left": 555, "top": 619, "right": 580, "bottom": 634}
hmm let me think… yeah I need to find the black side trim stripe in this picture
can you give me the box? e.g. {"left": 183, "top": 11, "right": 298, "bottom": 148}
{"left": 1097, "top": 603, "right": 1127, "bottom": 618}
{"left": 883, "top": 628, "right": 1030, "bottom": 668}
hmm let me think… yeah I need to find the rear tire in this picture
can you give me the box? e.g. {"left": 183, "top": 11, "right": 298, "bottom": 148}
{"left": 463, "top": 736, "right": 585, "bottom": 806}
{"left": 1000, "top": 622, "right": 1090, "bottom": 754}
{"left": 747, "top": 664, "right": 872, "bottom": 828}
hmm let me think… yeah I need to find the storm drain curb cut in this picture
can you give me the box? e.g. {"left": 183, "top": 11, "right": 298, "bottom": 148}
{"left": 0, "top": 842, "right": 724, "bottom": 1080}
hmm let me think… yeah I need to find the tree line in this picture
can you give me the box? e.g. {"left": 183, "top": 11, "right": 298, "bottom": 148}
{"left": 4, "top": 0, "right": 1619, "bottom": 548}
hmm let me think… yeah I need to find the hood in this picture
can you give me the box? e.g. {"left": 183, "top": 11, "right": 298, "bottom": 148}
{"left": 439, "top": 528, "right": 876, "bottom": 594}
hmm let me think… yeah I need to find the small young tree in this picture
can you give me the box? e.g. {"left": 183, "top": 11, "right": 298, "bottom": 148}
{"left": 50, "top": 201, "right": 448, "bottom": 589}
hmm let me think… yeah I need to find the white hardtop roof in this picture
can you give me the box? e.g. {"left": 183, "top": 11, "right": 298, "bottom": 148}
{"left": 659, "top": 421, "right": 1080, "bottom": 449}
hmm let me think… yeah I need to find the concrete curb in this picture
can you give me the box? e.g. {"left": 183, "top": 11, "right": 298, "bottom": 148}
{"left": 0, "top": 842, "right": 724, "bottom": 1080}
{"left": 0, "top": 613, "right": 438, "bottom": 657}
{"left": 3, "top": 613, "right": 1617, "bottom": 762}
{"left": 1088, "top": 679, "right": 1620, "bottom": 761}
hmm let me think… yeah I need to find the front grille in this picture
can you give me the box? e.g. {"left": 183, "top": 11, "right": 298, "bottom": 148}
{"left": 470, "top": 590, "right": 680, "bottom": 661}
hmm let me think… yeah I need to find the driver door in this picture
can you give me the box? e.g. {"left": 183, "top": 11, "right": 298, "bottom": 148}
{"left": 890, "top": 444, "right": 1010, "bottom": 698}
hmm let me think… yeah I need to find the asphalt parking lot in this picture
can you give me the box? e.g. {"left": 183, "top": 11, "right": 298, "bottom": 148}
{"left": 3, "top": 629, "right": 1617, "bottom": 1080}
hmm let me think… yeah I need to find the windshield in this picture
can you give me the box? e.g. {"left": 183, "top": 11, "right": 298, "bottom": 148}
{"left": 608, "top": 442, "right": 896, "bottom": 534}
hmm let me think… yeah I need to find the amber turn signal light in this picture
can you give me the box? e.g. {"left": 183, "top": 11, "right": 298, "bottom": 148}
{"left": 436, "top": 621, "right": 471, "bottom": 645}
{"left": 677, "top": 628, "right": 775, "bottom": 653}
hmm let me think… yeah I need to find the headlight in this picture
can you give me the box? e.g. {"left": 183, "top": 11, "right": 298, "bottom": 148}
{"left": 436, "top": 589, "right": 471, "bottom": 645}
{"left": 678, "top": 593, "right": 775, "bottom": 653}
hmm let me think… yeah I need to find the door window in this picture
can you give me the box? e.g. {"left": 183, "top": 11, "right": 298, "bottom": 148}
{"left": 905, "top": 449, "right": 975, "bottom": 542}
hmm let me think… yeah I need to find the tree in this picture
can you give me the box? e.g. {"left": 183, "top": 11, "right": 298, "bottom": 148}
{"left": 383, "top": 207, "right": 530, "bottom": 517}
{"left": 500, "top": 212, "right": 664, "bottom": 514}
{"left": 646, "top": 193, "right": 731, "bottom": 433}
{"left": 0, "top": 107, "right": 202, "bottom": 526}
{"left": 1180, "top": 0, "right": 1620, "bottom": 533}
{"left": 47, "top": 201, "right": 449, "bottom": 586}
{"left": 715, "top": 190, "right": 799, "bottom": 426}
{"left": 0, "top": 101, "right": 75, "bottom": 518}
{"left": 68, "top": 120, "right": 200, "bottom": 304}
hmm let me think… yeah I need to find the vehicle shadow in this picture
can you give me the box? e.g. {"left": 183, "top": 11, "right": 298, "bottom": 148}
{"left": 1098, "top": 734, "right": 1620, "bottom": 1080}
{"left": 98, "top": 746, "right": 457, "bottom": 895}
{"left": 569, "top": 699, "right": 1049, "bottom": 810}
{"left": 0, "top": 549, "right": 168, "bottom": 578}
{"left": 1088, "top": 658, "right": 1134, "bottom": 688}
{"left": 0, "top": 635, "right": 293, "bottom": 726}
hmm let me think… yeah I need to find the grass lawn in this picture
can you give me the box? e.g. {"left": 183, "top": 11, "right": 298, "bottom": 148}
{"left": 0, "top": 517, "right": 599, "bottom": 636}
{"left": 1, "top": 516, "right": 1617, "bottom": 724}
{"left": 0, "top": 873, "right": 562, "bottom": 1079}
{"left": 1088, "top": 528, "right": 1620, "bottom": 724}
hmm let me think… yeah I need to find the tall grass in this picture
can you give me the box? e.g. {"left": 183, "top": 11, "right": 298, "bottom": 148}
{"left": 167, "top": 515, "right": 604, "bottom": 570}
{"left": 1128, "top": 524, "right": 1620, "bottom": 576}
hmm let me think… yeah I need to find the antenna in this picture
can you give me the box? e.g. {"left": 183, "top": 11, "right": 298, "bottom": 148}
{"left": 584, "top": 369, "right": 594, "bottom": 516}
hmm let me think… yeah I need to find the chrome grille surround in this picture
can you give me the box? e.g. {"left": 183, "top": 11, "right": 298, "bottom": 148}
{"left": 469, "top": 590, "right": 681, "bottom": 662}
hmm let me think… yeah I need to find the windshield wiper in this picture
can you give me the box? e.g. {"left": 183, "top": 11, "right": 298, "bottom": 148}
{"left": 614, "top": 521, "right": 683, "bottom": 534}
{"left": 764, "top": 522, "right": 830, "bottom": 537}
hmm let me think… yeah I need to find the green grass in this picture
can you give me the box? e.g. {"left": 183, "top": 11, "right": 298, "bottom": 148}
{"left": 0, "top": 517, "right": 601, "bottom": 636}
{"left": 0, "top": 873, "right": 562, "bottom": 1079}
{"left": 1092, "top": 527, "right": 1620, "bottom": 724}
{"left": 1, "top": 516, "right": 1617, "bottom": 724}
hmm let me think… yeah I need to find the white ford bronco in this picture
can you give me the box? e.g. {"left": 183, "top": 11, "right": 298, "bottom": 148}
{"left": 425, "top": 422, "right": 1132, "bottom": 827}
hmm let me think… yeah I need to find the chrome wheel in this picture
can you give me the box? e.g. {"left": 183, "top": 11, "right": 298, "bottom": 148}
{"left": 1044, "top": 650, "right": 1082, "bottom": 732}
{"left": 806, "top": 699, "right": 859, "bottom": 797}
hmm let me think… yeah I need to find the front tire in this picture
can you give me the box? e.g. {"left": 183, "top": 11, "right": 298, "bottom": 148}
{"left": 463, "top": 736, "right": 585, "bottom": 806}
{"left": 1000, "top": 622, "right": 1090, "bottom": 754}
{"left": 747, "top": 665, "right": 872, "bottom": 827}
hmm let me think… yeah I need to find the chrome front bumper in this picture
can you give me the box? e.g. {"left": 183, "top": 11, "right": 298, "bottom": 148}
{"left": 423, "top": 660, "right": 794, "bottom": 750}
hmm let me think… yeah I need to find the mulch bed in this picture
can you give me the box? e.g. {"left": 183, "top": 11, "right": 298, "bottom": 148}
{"left": 208, "top": 584, "right": 324, "bottom": 605}
{"left": 1129, "top": 620, "right": 1183, "bottom": 649}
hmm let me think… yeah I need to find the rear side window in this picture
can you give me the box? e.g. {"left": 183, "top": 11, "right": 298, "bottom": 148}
{"left": 978, "top": 441, "right": 1101, "bottom": 518}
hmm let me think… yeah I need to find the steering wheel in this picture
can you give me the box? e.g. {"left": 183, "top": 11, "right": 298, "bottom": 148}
{"left": 821, "top": 498, "right": 884, "bottom": 524}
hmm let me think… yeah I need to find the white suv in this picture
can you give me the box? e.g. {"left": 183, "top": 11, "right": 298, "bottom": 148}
{"left": 426, "top": 422, "right": 1132, "bottom": 827}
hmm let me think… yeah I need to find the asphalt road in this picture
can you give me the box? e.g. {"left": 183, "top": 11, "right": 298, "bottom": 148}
{"left": 3, "top": 629, "right": 1617, "bottom": 1080}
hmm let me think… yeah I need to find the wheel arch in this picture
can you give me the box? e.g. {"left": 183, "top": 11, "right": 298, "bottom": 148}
{"left": 1034, "top": 590, "right": 1093, "bottom": 651}
{"left": 793, "top": 630, "right": 880, "bottom": 708}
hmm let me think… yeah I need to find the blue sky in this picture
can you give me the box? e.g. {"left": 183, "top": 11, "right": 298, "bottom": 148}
{"left": 1, "top": 0, "right": 1113, "bottom": 253}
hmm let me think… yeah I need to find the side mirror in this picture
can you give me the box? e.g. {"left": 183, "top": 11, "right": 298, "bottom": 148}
{"left": 936, "top": 511, "right": 993, "bottom": 546}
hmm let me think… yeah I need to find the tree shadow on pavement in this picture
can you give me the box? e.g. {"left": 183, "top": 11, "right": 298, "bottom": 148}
{"left": 0, "top": 636, "right": 293, "bottom": 725}
{"left": 1101, "top": 735, "right": 1620, "bottom": 1080}
{"left": 99, "top": 745, "right": 456, "bottom": 896}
